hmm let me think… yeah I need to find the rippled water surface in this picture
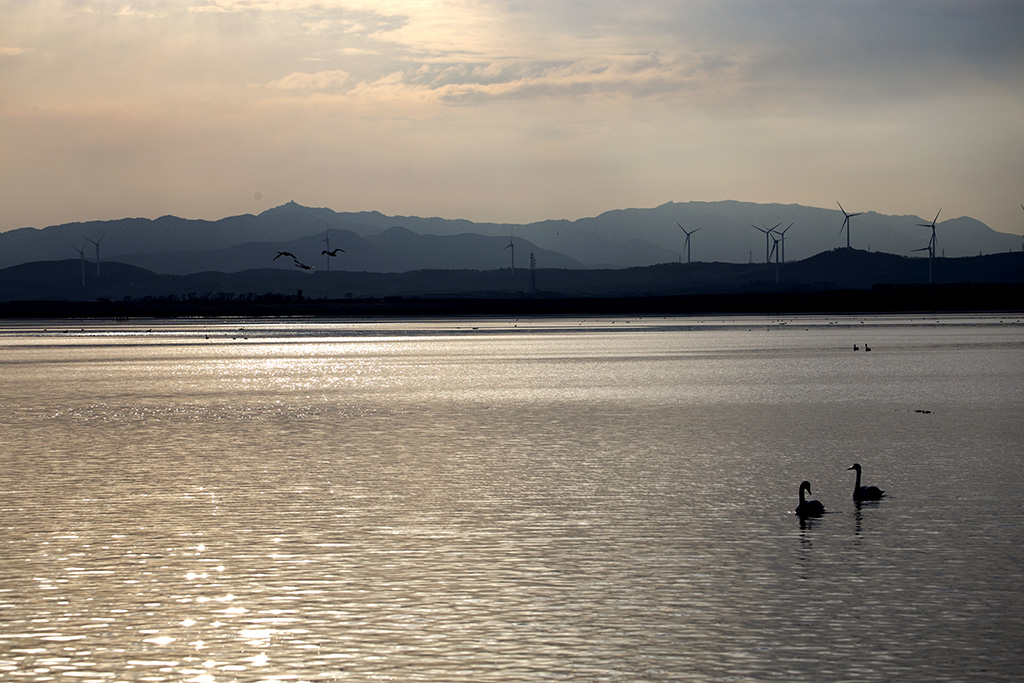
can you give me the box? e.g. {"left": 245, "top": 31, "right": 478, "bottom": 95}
{"left": 1, "top": 314, "right": 1022, "bottom": 681}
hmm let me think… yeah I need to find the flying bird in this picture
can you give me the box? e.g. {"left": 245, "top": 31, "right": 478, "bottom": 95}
{"left": 273, "top": 250, "right": 313, "bottom": 270}
{"left": 322, "top": 248, "right": 345, "bottom": 256}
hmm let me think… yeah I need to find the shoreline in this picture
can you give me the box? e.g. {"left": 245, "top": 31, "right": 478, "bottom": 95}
{"left": 2, "top": 283, "right": 1021, "bottom": 319}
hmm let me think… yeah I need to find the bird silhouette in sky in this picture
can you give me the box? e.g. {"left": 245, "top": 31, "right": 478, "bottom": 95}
{"left": 273, "top": 251, "right": 313, "bottom": 270}
{"left": 322, "top": 248, "right": 345, "bottom": 256}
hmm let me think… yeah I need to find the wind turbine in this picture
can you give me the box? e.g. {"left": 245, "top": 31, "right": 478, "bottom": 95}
{"left": 837, "top": 202, "right": 862, "bottom": 249}
{"left": 72, "top": 243, "right": 87, "bottom": 286}
{"left": 769, "top": 233, "right": 782, "bottom": 282}
{"left": 677, "top": 223, "right": 700, "bottom": 264}
{"left": 86, "top": 234, "right": 105, "bottom": 277}
{"left": 916, "top": 209, "right": 940, "bottom": 284}
{"left": 777, "top": 223, "right": 793, "bottom": 263}
{"left": 504, "top": 227, "right": 515, "bottom": 273}
{"left": 751, "top": 223, "right": 780, "bottom": 263}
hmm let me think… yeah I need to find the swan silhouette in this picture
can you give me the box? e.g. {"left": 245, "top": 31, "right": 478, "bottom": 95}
{"left": 322, "top": 248, "right": 345, "bottom": 256}
{"left": 848, "top": 463, "right": 884, "bottom": 501}
{"left": 796, "top": 481, "right": 825, "bottom": 517}
{"left": 273, "top": 251, "right": 313, "bottom": 270}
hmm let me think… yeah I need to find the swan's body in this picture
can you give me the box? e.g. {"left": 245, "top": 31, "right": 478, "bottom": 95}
{"left": 848, "top": 463, "right": 884, "bottom": 501}
{"left": 796, "top": 481, "right": 825, "bottom": 517}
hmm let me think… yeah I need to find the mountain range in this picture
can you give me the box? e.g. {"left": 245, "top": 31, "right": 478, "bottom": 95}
{"left": 1, "top": 200, "right": 1019, "bottom": 275}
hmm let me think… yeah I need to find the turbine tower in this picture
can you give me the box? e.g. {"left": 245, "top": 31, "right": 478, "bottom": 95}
{"left": 504, "top": 227, "right": 515, "bottom": 273}
{"left": 321, "top": 231, "right": 331, "bottom": 272}
{"left": 916, "top": 209, "right": 940, "bottom": 284}
{"left": 72, "top": 243, "right": 87, "bottom": 286}
{"left": 86, "top": 234, "right": 105, "bottom": 277}
{"left": 770, "top": 233, "right": 781, "bottom": 282}
{"left": 837, "top": 201, "right": 862, "bottom": 249}
{"left": 777, "top": 223, "right": 793, "bottom": 263}
{"left": 677, "top": 223, "right": 700, "bottom": 264}
{"left": 751, "top": 223, "right": 780, "bottom": 263}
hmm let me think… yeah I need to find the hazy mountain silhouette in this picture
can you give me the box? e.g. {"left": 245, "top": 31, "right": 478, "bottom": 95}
{"left": 1, "top": 200, "right": 1019, "bottom": 275}
{"left": 3, "top": 249, "right": 1021, "bottom": 304}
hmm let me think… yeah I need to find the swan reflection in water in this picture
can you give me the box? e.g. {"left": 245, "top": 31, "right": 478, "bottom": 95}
{"left": 795, "top": 480, "right": 825, "bottom": 519}
{"left": 848, "top": 463, "right": 885, "bottom": 501}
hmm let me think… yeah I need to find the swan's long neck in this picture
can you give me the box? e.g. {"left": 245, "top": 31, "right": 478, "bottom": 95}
{"left": 853, "top": 468, "right": 862, "bottom": 491}
{"left": 799, "top": 486, "right": 807, "bottom": 504}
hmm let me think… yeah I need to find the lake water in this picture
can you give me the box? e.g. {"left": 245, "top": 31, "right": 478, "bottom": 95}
{"left": 1, "top": 314, "right": 1022, "bottom": 682}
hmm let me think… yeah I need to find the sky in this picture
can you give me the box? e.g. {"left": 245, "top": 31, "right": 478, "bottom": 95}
{"left": 2, "top": 0, "right": 1023, "bottom": 234}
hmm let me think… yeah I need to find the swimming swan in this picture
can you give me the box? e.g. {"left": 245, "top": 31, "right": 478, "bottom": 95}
{"left": 848, "top": 463, "right": 885, "bottom": 501}
{"left": 796, "top": 481, "right": 825, "bottom": 517}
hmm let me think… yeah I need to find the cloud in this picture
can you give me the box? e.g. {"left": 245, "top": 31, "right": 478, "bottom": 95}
{"left": 2, "top": 0, "right": 1023, "bottom": 232}
{"left": 269, "top": 69, "right": 351, "bottom": 90}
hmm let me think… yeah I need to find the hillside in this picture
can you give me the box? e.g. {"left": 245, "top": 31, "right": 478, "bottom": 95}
{"left": 1, "top": 201, "right": 1018, "bottom": 274}
{"left": 2, "top": 249, "right": 1022, "bottom": 306}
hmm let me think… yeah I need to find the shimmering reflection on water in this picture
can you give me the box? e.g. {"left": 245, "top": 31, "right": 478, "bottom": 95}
{"left": 1, "top": 315, "right": 1023, "bottom": 681}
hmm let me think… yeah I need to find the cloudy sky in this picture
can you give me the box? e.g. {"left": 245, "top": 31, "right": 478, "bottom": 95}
{"left": 2, "top": 0, "right": 1022, "bottom": 234}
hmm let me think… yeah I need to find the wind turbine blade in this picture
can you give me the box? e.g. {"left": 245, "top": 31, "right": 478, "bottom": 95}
{"left": 837, "top": 201, "right": 846, "bottom": 214}
{"left": 933, "top": 209, "right": 941, "bottom": 223}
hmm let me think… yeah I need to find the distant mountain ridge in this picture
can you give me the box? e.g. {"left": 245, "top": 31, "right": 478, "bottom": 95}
{"left": 0, "top": 200, "right": 1018, "bottom": 275}
{"left": 3, "top": 249, "right": 1021, "bottom": 304}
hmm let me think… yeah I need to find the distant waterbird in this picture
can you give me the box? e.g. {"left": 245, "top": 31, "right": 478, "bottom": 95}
{"left": 848, "top": 463, "right": 885, "bottom": 501}
{"left": 273, "top": 251, "right": 296, "bottom": 261}
{"left": 796, "top": 481, "right": 825, "bottom": 518}
{"left": 320, "top": 230, "right": 342, "bottom": 271}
